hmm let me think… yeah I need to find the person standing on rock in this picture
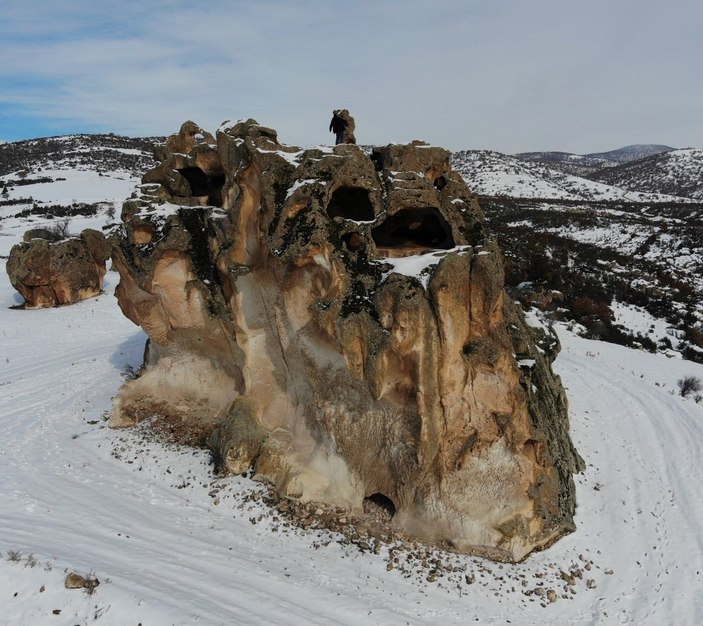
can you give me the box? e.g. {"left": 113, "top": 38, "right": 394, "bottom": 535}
{"left": 329, "top": 109, "right": 348, "bottom": 145}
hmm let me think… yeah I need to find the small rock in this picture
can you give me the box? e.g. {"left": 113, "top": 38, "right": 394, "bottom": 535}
{"left": 546, "top": 589, "right": 557, "bottom": 603}
{"left": 39, "top": 585, "right": 45, "bottom": 593}
{"left": 587, "top": 579, "right": 597, "bottom": 589}
{"left": 64, "top": 572, "right": 86, "bottom": 589}
{"left": 604, "top": 568, "right": 614, "bottom": 575}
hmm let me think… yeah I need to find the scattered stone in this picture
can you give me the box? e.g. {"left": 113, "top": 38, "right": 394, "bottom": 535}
{"left": 64, "top": 572, "right": 86, "bottom": 589}
{"left": 546, "top": 589, "right": 557, "bottom": 603}
{"left": 7, "top": 229, "right": 111, "bottom": 308}
{"left": 587, "top": 579, "right": 597, "bottom": 589}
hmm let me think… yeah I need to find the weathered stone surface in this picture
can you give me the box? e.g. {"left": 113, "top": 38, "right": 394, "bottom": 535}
{"left": 7, "top": 229, "right": 111, "bottom": 307}
{"left": 64, "top": 572, "right": 86, "bottom": 589}
{"left": 109, "top": 119, "right": 583, "bottom": 561}
{"left": 23, "top": 228, "right": 63, "bottom": 243}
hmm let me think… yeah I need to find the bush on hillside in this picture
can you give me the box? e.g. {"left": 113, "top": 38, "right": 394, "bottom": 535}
{"left": 677, "top": 376, "right": 702, "bottom": 398}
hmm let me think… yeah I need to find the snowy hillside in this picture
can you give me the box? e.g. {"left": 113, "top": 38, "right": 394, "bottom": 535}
{"left": 588, "top": 149, "right": 703, "bottom": 200}
{"left": 585, "top": 144, "right": 674, "bottom": 164}
{"left": 1, "top": 133, "right": 703, "bottom": 624}
{"left": 0, "top": 135, "right": 156, "bottom": 256}
{"left": 451, "top": 150, "right": 689, "bottom": 202}
{"left": 515, "top": 145, "right": 674, "bottom": 178}
{"left": 514, "top": 151, "right": 611, "bottom": 177}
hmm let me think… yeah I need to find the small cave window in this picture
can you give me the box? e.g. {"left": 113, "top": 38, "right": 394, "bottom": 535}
{"left": 363, "top": 493, "right": 396, "bottom": 521}
{"left": 371, "top": 207, "right": 454, "bottom": 251}
{"left": 327, "top": 186, "right": 375, "bottom": 222}
{"left": 177, "top": 167, "right": 224, "bottom": 207}
{"left": 433, "top": 175, "right": 447, "bottom": 191}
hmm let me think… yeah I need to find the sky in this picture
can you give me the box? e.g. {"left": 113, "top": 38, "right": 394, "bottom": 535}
{"left": 1, "top": 0, "right": 702, "bottom": 153}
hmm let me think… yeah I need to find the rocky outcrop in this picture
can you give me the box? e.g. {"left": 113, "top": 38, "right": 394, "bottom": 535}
{"left": 109, "top": 119, "right": 583, "bottom": 561}
{"left": 7, "top": 229, "right": 111, "bottom": 307}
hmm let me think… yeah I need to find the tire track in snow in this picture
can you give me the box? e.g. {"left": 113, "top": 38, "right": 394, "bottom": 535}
{"left": 557, "top": 337, "right": 703, "bottom": 624}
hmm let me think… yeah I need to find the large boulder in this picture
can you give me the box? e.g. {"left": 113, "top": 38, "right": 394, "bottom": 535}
{"left": 7, "top": 229, "right": 111, "bottom": 308}
{"left": 109, "top": 119, "right": 583, "bottom": 562}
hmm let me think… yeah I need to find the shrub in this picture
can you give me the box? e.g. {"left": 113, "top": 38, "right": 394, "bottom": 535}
{"left": 677, "top": 376, "right": 702, "bottom": 398}
{"left": 48, "top": 217, "right": 72, "bottom": 239}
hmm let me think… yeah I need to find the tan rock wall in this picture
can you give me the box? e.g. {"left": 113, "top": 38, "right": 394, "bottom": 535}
{"left": 108, "top": 119, "right": 582, "bottom": 561}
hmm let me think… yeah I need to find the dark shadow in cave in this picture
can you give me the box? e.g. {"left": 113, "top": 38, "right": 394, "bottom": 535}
{"left": 327, "top": 186, "right": 375, "bottom": 221}
{"left": 177, "top": 167, "right": 224, "bottom": 207}
{"left": 371, "top": 207, "right": 454, "bottom": 251}
{"left": 433, "top": 175, "right": 447, "bottom": 190}
{"left": 363, "top": 493, "right": 396, "bottom": 521}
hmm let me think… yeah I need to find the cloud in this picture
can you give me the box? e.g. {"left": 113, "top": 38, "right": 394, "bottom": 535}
{"left": 2, "top": 0, "right": 703, "bottom": 152}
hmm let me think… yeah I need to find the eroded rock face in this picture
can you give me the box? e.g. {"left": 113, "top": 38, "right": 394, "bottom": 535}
{"left": 7, "top": 229, "right": 111, "bottom": 307}
{"left": 109, "top": 119, "right": 583, "bottom": 561}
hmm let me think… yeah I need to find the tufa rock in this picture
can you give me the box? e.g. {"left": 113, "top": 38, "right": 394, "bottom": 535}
{"left": 108, "top": 118, "right": 583, "bottom": 562}
{"left": 7, "top": 229, "right": 112, "bottom": 307}
{"left": 23, "top": 228, "right": 63, "bottom": 243}
{"left": 64, "top": 572, "right": 86, "bottom": 589}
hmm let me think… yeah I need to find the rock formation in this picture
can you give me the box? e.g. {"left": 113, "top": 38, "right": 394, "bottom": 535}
{"left": 7, "top": 229, "right": 111, "bottom": 307}
{"left": 109, "top": 119, "right": 583, "bottom": 561}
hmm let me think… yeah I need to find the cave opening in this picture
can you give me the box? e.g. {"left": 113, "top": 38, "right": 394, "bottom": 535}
{"left": 327, "top": 186, "right": 375, "bottom": 222}
{"left": 433, "top": 175, "right": 447, "bottom": 190}
{"left": 177, "top": 167, "right": 224, "bottom": 207}
{"left": 371, "top": 207, "right": 454, "bottom": 252}
{"left": 363, "top": 493, "right": 396, "bottom": 521}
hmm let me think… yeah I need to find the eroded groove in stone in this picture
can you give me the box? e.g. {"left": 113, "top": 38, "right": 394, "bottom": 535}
{"left": 108, "top": 119, "right": 583, "bottom": 562}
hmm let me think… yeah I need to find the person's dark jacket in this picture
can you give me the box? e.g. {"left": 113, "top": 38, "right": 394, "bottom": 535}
{"left": 329, "top": 114, "right": 347, "bottom": 133}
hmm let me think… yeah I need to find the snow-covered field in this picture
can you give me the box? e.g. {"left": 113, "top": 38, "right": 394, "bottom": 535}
{"left": 1, "top": 139, "right": 703, "bottom": 624}
{"left": 2, "top": 246, "right": 703, "bottom": 624}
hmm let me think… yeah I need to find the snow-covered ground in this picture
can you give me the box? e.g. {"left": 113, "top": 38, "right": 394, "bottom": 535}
{"left": 2, "top": 249, "right": 703, "bottom": 624}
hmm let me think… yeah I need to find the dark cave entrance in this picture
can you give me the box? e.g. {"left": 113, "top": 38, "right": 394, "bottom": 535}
{"left": 371, "top": 207, "right": 454, "bottom": 252}
{"left": 327, "top": 186, "right": 375, "bottom": 221}
{"left": 363, "top": 493, "right": 396, "bottom": 522}
{"left": 177, "top": 167, "right": 224, "bottom": 207}
{"left": 433, "top": 175, "right": 447, "bottom": 190}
